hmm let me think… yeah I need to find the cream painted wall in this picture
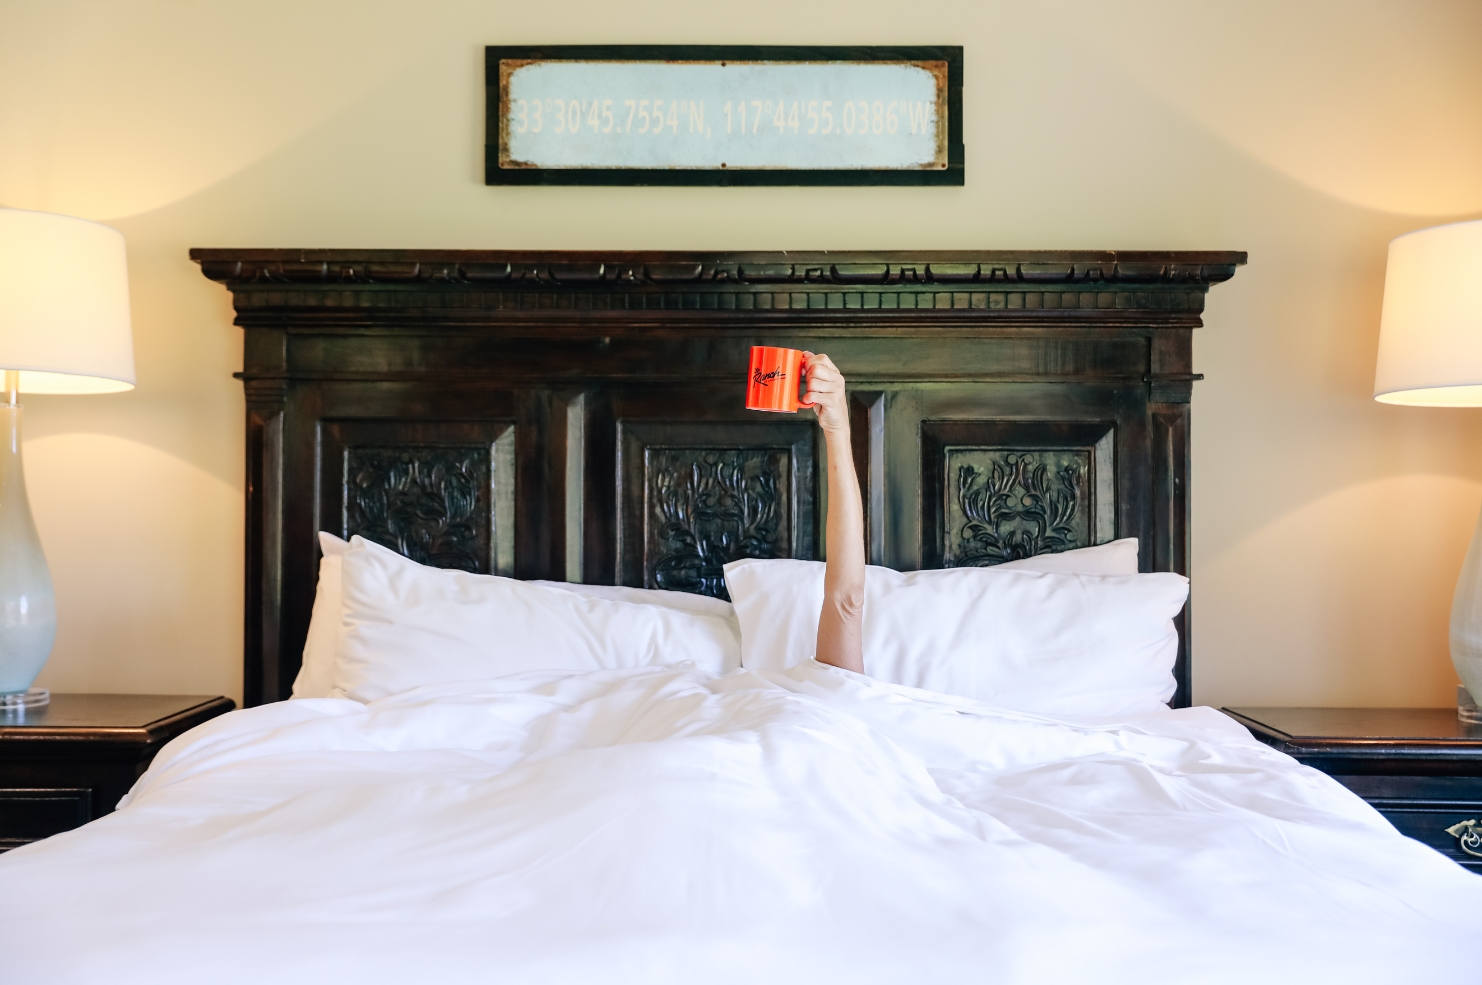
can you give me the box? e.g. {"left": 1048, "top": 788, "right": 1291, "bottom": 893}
{"left": 1, "top": 0, "right": 1480, "bottom": 707}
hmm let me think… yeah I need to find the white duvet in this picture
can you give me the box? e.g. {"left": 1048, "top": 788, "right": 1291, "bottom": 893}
{"left": 1, "top": 663, "right": 1478, "bottom": 983}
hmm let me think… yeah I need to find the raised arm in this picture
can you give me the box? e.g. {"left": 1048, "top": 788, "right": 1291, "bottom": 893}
{"left": 800, "top": 352, "right": 865, "bottom": 674}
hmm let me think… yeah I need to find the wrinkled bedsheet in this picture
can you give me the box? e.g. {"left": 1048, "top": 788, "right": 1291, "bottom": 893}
{"left": 1, "top": 662, "right": 1478, "bottom": 983}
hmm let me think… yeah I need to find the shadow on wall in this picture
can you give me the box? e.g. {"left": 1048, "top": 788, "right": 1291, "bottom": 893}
{"left": 1051, "top": 1, "right": 1482, "bottom": 218}
{"left": 1198, "top": 473, "right": 1482, "bottom": 706}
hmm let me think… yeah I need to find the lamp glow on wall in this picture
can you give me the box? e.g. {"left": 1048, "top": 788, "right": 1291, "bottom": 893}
{"left": 0, "top": 209, "right": 135, "bottom": 709}
{"left": 1373, "top": 218, "right": 1482, "bottom": 721}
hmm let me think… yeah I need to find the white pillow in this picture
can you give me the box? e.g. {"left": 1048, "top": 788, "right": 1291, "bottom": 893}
{"left": 290, "top": 532, "right": 351, "bottom": 699}
{"left": 528, "top": 581, "right": 738, "bottom": 620}
{"left": 297, "top": 538, "right": 1135, "bottom": 702}
{"left": 335, "top": 536, "right": 740, "bottom": 702}
{"left": 723, "top": 557, "right": 1187, "bottom": 716}
{"left": 528, "top": 581, "right": 743, "bottom": 672}
{"left": 995, "top": 538, "right": 1139, "bottom": 575}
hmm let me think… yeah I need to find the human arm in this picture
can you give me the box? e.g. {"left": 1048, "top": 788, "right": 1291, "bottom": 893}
{"left": 800, "top": 351, "right": 865, "bottom": 674}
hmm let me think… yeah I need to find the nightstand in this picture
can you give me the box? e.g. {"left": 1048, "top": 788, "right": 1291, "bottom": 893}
{"left": 1223, "top": 707, "right": 1482, "bottom": 873}
{"left": 0, "top": 693, "right": 234, "bottom": 851}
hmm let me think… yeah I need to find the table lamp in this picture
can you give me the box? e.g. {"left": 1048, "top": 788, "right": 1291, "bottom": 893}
{"left": 0, "top": 208, "right": 135, "bottom": 710}
{"left": 1373, "top": 218, "right": 1482, "bottom": 722}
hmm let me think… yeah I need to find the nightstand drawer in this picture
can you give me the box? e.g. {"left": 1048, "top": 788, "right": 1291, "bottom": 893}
{"left": 0, "top": 694, "right": 234, "bottom": 852}
{"left": 1224, "top": 708, "right": 1482, "bottom": 876}
{"left": 0, "top": 787, "right": 93, "bottom": 850}
{"left": 1368, "top": 801, "right": 1482, "bottom": 872}
{"left": 1330, "top": 776, "right": 1482, "bottom": 872}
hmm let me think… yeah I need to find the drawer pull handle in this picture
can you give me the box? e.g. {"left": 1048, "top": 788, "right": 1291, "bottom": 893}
{"left": 1445, "top": 819, "right": 1482, "bottom": 858}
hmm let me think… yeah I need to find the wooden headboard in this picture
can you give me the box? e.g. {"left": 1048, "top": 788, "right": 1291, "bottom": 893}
{"left": 193, "top": 249, "right": 1245, "bottom": 707}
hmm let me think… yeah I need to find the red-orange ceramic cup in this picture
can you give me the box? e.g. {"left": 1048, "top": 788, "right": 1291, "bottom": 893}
{"left": 746, "top": 346, "right": 805, "bottom": 413}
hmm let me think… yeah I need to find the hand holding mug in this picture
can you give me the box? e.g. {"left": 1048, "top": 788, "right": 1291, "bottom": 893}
{"left": 799, "top": 351, "right": 848, "bottom": 435}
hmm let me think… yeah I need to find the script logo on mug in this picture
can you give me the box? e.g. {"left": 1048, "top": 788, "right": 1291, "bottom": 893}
{"left": 746, "top": 346, "right": 805, "bottom": 413}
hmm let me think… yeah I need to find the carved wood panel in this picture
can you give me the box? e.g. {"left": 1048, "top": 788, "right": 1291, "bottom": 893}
{"left": 320, "top": 420, "right": 516, "bottom": 576}
{"left": 646, "top": 448, "right": 790, "bottom": 598}
{"left": 945, "top": 448, "right": 1091, "bottom": 566}
{"left": 619, "top": 421, "right": 816, "bottom": 600}
{"left": 921, "top": 421, "right": 1116, "bottom": 569}
{"left": 344, "top": 445, "right": 489, "bottom": 572}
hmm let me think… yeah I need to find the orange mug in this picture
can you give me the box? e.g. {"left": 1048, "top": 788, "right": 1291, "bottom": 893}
{"left": 746, "top": 346, "right": 805, "bottom": 413}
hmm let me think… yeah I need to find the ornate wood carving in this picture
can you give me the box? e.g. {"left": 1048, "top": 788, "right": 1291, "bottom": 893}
{"left": 919, "top": 420, "right": 1117, "bottom": 573}
{"left": 320, "top": 419, "right": 517, "bottom": 583}
{"left": 344, "top": 446, "right": 491, "bottom": 573}
{"left": 618, "top": 420, "right": 815, "bottom": 599}
{"left": 194, "top": 250, "right": 1241, "bottom": 319}
{"left": 197, "top": 254, "right": 1241, "bottom": 287}
{"left": 947, "top": 450, "right": 1090, "bottom": 567}
{"left": 646, "top": 449, "right": 790, "bottom": 600}
{"left": 225, "top": 287, "right": 1212, "bottom": 314}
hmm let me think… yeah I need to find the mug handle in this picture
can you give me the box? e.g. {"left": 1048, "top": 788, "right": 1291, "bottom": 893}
{"left": 795, "top": 351, "right": 814, "bottom": 408}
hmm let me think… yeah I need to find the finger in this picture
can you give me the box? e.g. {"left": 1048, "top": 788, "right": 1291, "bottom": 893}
{"left": 808, "top": 360, "right": 840, "bottom": 382}
{"left": 805, "top": 368, "right": 840, "bottom": 390}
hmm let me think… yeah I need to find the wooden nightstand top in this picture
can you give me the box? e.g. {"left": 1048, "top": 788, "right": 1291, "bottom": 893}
{"left": 1224, "top": 707, "right": 1482, "bottom": 742}
{"left": 1223, "top": 707, "right": 1482, "bottom": 775}
{"left": 0, "top": 694, "right": 235, "bottom": 760}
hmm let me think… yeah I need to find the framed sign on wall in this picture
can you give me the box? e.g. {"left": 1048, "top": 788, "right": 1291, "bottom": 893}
{"left": 484, "top": 45, "right": 964, "bottom": 186}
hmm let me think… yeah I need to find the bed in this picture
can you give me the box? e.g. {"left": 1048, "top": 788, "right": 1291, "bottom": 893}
{"left": 1, "top": 248, "right": 1478, "bottom": 984}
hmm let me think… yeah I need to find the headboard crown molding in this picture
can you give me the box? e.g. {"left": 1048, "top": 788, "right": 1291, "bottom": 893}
{"left": 193, "top": 248, "right": 1244, "bottom": 287}
{"left": 195, "top": 247, "right": 1244, "bottom": 708}
{"left": 192, "top": 248, "right": 1245, "bottom": 320}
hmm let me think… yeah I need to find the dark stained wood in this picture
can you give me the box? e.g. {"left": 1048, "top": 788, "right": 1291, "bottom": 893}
{"left": 1224, "top": 707, "right": 1482, "bottom": 873}
{"left": 1224, "top": 706, "right": 1482, "bottom": 773}
{"left": 1225, "top": 707, "right": 1482, "bottom": 743}
{"left": 0, "top": 693, "right": 232, "bottom": 735}
{"left": 0, "top": 694, "right": 235, "bottom": 850}
{"left": 847, "top": 390, "right": 884, "bottom": 565}
{"left": 1224, "top": 706, "right": 1482, "bottom": 771}
{"left": 919, "top": 419, "right": 1118, "bottom": 570}
{"left": 617, "top": 416, "right": 816, "bottom": 599}
{"left": 193, "top": 248, "right": 1246, "bottom": 707}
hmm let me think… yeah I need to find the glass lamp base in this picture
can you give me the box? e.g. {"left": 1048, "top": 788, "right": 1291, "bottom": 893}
{"left": 1460, "top": 686, "right": 1482, "bottom": 725}
{"left": 0, "top": 687, "right": 49, "bottom": 711}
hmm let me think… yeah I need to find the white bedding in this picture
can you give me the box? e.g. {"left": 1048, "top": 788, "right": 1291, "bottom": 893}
{"left": 1, "top": 663, "right": 1477, "bottom": 983}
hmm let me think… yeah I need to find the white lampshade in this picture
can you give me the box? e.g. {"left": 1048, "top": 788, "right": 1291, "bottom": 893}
{"left": 0, "top": 208, "right": 135, "bottom": 394}
{"left": 1373, "top": 219, "right": 1482, "bottom": 406}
